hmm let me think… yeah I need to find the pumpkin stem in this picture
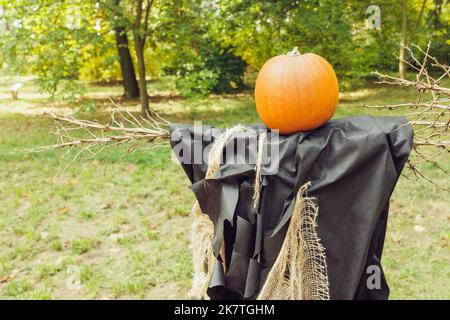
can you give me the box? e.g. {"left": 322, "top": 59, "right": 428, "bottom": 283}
{"left": 287, "top": 47, "right": 301, "bottom": 56}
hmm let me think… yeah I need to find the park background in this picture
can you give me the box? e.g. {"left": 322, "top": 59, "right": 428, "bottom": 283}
{"left": 0, "top": 0, "right": 448, "bottom": 299}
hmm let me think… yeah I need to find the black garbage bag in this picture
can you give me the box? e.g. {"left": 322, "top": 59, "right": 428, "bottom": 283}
{"left": 170, "top": 116, "right": 413, "bottom": 300}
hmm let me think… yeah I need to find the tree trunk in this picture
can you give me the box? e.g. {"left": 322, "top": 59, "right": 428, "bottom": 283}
{"left": 115, "top": 26, "right": 140, "bottom": 99}
{"left": 415, "top": 0, "right": 427, "bottom": 30}
{"left": 1, "top": 6, "right": 10, "bottom": 32}
{"left": 399, "top": 0, "right": 408, "bottom": 79}
{"left": 133, "top": 0, "right": 151, "bottom": 114}
{"left": 134, "top": 36, "right": 149, "bottom": 114}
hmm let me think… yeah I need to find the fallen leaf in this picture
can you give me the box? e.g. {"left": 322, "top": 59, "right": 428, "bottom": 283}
{"left": 0, "top": 270, "right": 18, "bottom": 283}
{"left": 57, "top": 206, "right": 69, "bottom": 214}
{"left": 101, "top": 203, "right": 112, "bottom": 210}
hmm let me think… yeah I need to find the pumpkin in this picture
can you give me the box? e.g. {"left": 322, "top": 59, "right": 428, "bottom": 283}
{"left": 255, "top": 47, "right": 339, "bottom": 134}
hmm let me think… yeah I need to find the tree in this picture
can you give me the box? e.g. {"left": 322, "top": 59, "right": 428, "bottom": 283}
{"left": 0, "top": 1, "right": 105, "bottom": 98}
{"left": 0, "top": 1, "right": 125, "bottom": 99}
{"left": 0, "top": 0, "right": 145, "bottom": 102}
{"left": 415, "top": 0, "right": 428, "bottom": 30}
{"left": 399, "top": 0, "right": 408, "bottom": 79}
{"left": 114, "top": 24, "right": 140, "bottom": 99}
{"left": 111, "top": 0, "right": 140, "bottom": 99}
{"left": 209, "top": 1, "right": 364, "bottom": 87}
{"left": 159, "top": 0, "right": 247, "bottom": 97}
{"left": 1, "top": 0, "right": 448, "bottom": 99}
{"left": 111, "top": 0, "right": 155, "bottom": 113}
{"left": 132, "top": 0, "right": 153, "bottom": 114}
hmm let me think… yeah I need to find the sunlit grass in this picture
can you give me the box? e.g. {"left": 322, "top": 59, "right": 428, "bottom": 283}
{"left": 0, "top": 77, "right": 448, "bottom": 299}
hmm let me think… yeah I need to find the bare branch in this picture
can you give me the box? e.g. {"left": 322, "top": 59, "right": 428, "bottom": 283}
{"left": 362, "top": 44, "right": 450, "bottom": 190}
{"left": 26, "top": 110, "right": 170, "bottom": 158}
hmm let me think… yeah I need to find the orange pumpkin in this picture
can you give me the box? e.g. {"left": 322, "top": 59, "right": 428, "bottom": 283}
{"left": 255, "top": 47, "right": 339, "bottom": 134}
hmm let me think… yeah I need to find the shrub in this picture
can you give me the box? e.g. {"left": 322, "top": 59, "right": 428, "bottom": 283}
{"left": 173, "top": 43, "right": 247, "bottom": 97}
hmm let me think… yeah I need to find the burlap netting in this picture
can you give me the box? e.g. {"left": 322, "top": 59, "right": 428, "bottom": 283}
{"left": 188, "top": 126, "right": 330, "bottom": 300}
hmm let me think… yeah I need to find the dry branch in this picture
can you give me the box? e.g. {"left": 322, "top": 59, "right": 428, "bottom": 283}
{"left": 27, "top": 109, "right": 170, "bottom": 170}
{"left": 361, "top": 43, "right": 449, "bottom": 191}
{"left": 30, "top": 111, "right": 170, "bottom": 151}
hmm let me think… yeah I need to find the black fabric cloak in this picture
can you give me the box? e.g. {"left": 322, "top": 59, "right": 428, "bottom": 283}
{"left": 170, "top": 116, "right": 413, "bottom": 300}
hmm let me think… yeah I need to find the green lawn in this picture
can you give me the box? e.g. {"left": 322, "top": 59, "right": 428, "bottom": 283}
{"left": 0, "top": 78, "right": 448, "bottom": 299}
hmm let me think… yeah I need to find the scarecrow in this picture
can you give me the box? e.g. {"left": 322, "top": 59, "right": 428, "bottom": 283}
{"left": 33, "top": 45, "right": 449, "bottom": 300}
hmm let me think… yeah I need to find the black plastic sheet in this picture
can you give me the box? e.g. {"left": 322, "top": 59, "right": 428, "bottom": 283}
{"left": 170, "top": 116, "right": 413, "bottom": 300}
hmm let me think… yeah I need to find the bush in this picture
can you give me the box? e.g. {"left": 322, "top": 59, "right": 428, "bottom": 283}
{"left": 173, "top": 43, "right": 247, "bottom": 97}
{"left": 203, "top": 46, "right": 247, "bottom": 93}
{"left": 176, "top": 67, "right": 218, "bottom": 97}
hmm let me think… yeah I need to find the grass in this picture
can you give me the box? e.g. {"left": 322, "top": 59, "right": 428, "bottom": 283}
{"left": 0, "top": 76, "right": 448, "bottom": 299}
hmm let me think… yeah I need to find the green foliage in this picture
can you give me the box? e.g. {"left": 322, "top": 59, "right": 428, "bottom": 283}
{"left": 176, "top": 67, "right": 218, "bottom": 97}
{"left": 0, "top": 0, "right": 448, "bottom": 97}
{"left": 204, "top": 46, "right": 247, "bottom": 93}
{"left": 0, "top": 0, "right": 116, "bottom": 100}
{"left": 208, "top": 0, "right": 449, "bottom": 89}
{"left": 173, "top": 44, "right": 247, "bottom": 97}
{"left": 154, "top": 1, "right": 247, "bottom": 97}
